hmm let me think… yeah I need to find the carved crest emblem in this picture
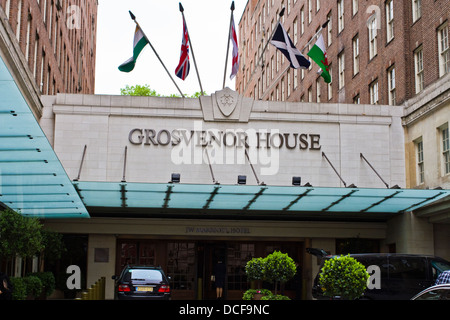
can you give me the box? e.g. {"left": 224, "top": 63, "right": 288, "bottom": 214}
{"left": 216, "top": 87, "right": 238, "bottom": 117}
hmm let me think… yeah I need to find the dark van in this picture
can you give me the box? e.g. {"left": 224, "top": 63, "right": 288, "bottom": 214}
{"left": 307, "top": 248, "right": 450, "bottom": 300}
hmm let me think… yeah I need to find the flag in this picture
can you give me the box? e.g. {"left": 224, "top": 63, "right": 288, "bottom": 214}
{"left": 119, "top": 25, "right": 149, "bottom": 73}
{"left": 175, "top": 16, "right": 190, "bottom": 80}
{"left": 270, "top": 22, "right": 311, "bottom": 69}
{"left": 230, "top": 14, "right": 239, "bottom": 79}
{"left": 307, "top": 34, "right": 331, "bottom": 83}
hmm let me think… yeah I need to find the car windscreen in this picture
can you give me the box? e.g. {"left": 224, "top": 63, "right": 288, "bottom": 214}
{"left": 125, "top": 269, "right": 163, "bottom": 282}
{"left": 432, "top": 260, "right": 450, "bottom": 273}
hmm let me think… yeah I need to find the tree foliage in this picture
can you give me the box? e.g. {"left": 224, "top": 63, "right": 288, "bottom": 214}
{"left": 120, "top": 84, "right": 206, "bottom": 98}
{"left": 0, "top": 208, "right": 44, "bottom": 261}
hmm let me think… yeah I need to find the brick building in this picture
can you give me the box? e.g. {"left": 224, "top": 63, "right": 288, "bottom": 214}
{"left": 0, "top": 0, "right": 98, "bottom": 95}
{"left": 236, "top": 0, "right": 450, "bottom": 106}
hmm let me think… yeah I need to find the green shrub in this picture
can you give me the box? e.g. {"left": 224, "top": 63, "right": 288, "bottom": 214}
{"left": 30, "top": 272, "right": 56, "bottom": 297}
{"left": 319, "top": 255, "right": 369, "bottom": 300}
{"left": 261, "top": 294, "right": 291, "bottom": 300}
{"left": 245, "top": 257, "right": 265, "bottom": 282}
{"left": 242, "top": 288, "right": 272, "bottom": 300}
{"left": 24, "top": 275, "right": 43, "bottom": 297}
{"left": 10, "top": 277, "right": 27, "bottom": 300}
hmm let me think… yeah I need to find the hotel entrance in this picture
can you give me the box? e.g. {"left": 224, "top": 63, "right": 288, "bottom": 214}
{"left": 116, "top": 239, "right": 304, "bottom": 300}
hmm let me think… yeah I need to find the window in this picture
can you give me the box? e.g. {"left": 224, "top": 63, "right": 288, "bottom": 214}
{"left": 287, "top": 72, "right": 291, "bottom": 97}
{"left": 327, "top": 64, "right": 333, "bottom": 100}
{"left": 293, "top": 69, "right": 298, "bottom": 89}
{"left": 414, "top": 47, "right": 424, "bottom": 93}
{"left": 386, "top": 0, "right": 394, "bottom": 42}
{"left": 369, "top": 16, "right": 378, "bottom": 59}
{"left": 443, "top": 126, "right": 450, "bottom": 175}
{"left": 438, "top": 23, "right": 449, "bottom": 77}
{"left": 316, "top": 77, "right": 321, "bottom": 102}
{"left": 227, "top": 244, "right": 255, "bottom": 290}
{"left": 412, "top": 0, "right": 421, "bottom": 23}
{"left": 327, "top": 11, "right": 333, "bottom": 46}
{"left": 369, "top": 80, "right": 379, "bottom": 105}
{"left": 271, "top": 56, "right": 274, "bottom": 79}
{"left": 300, "top": 6, "right": 305, "bottom": 35}
{"left": 16, "top": 0, "right": 22, "bottom": 41}
{"left": 352, "top": 0, "right": 358, "bottom": 16}
{"left": 337, "top": 0, "right": 344, "bottom": 33}
{"left": 353, "top": 35, "right": 359, "bottom": 75}
{"left": 353, "top": 94, "right": 360, "bottom": 104}
{"left": 316, "top": 0, "right": 320, "bottom": 12}
{"left": 293, "top": 17, "right": 298, "bottom": 45}
{"left": 416, "top": 139, "right": 424, "bottom": 184}
{"left": 5, "top": 0, "right": 11, "bottom": 19}
{"left": 308, "top": 86, "right": 312, "bottom": 102}
{"left": 338, "top": 52, "right": 345, "bottom": 89}
{"left": 308, "top": 0, "right": 312, "bottom": 23}
{"left": 167, "top": 242, "right": 195, "bottom": 290}
{"left": 388, "top": 66, "right": 396, "bottom": 105}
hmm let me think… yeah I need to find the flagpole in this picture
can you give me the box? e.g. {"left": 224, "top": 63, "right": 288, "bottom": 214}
{"left": 244, "top": 8, "right": 285, "bottom": 93}
{"left": 179, "top": 3, "right": 204, "bottom": 96}
{"left": 222, "top": 1, "right": 235, "bottom": 89}
{"left": 300, "top": 20, "right": 330, "bottom": 53}
{"left": 129, "top": 11, "right": 185, "bottom": 98}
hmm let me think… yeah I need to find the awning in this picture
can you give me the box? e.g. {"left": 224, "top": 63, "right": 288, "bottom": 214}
{"left": 73, "top": 181, "right": 450, "bottom": 221}
{"left": 0, "top": 56, "right": 89, "bottom": 219}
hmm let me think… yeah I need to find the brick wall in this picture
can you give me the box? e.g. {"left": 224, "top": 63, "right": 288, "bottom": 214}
{"left": 237, "top": 0, "right": 450, "bottom": 106}
{"left": 0, "top": 0, "right": 97, "bottom": 94}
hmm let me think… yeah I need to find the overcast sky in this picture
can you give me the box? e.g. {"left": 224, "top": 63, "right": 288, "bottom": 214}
{"left": 94, "top": 0, "right": 248, "bottom": 97}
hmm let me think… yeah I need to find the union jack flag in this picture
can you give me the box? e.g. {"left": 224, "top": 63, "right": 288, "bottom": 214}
{"left": 175, "top": 16, "right": 190, "bottom": 80}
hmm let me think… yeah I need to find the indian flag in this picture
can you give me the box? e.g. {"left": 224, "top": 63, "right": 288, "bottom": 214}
{"left": 307, "top": 34, "right": 331, "bottom": 83}
{"left": 119, "top": 26, "right": 149, "bottom": 73}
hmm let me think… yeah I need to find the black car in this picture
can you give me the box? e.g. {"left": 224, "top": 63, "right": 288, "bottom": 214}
{"left": 307, "top": 248, "right": 450, "bottom": 300}
{"left": 112, "top": 265, "right": 171, "bottom": 300}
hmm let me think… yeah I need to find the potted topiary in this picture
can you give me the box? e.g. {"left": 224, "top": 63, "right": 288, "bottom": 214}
{"left": 319, "top": 254, "right": 369, "bottom": 300}
{"left": 245, "top": 257, "right": 265, "bottom": 289}
{"left": 263, "top": 251, "right": 296, "bottom": 295}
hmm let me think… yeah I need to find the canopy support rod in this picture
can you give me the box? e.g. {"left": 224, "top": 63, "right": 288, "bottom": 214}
{"left": 73, "top": 145, "right": 87, "bottom": 181}
{"left": 245, "top": 149, "right": 265, "bottom": 185}
{"left": 361, "top": 191, "right": 402, "bottom": 213}
{"left": 322, "top": 152, "right": 347, "bottom": 187}
{"left": 360, "top": 153, "right": 389, "bottom": 188}
{"left": 204, "top": 147, "right": 219, "bottom": 184}
{"left": 283, "top": 189, "right": 313, "bottom": 211}
{"left": 120, "top": 184, "right": 127, "bottom": 208}
{"left": 122, "top": 146, "right": 128, "bottom": 183}
{"left": 401, "top": 192, "right": 444, "bottom": 213}
{"left": 243, "top": 187, "right": 267, "bottom": 211}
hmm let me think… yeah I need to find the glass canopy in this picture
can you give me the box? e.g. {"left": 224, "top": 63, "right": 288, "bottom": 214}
{"left": 74, "top": 181, "right": 450, "bottom": 219}
{"left": 0, "top": 56, "right": 89, "bottom": 219}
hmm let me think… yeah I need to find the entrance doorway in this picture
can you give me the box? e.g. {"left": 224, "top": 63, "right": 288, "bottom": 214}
{"left": 198, "top": 242, "right": 227, "bottom": 300}
{"left": 116, "top": 239, "right": 304, "bottom": 300}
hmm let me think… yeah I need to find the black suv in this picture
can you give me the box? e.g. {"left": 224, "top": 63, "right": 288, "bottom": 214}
{"left": 112, "top": 266, "right": 171, "bottom": 300}
{"left": 307, "top": 248, "right": 450, "bottom": 300}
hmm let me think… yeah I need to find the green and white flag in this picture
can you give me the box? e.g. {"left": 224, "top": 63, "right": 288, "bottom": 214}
{"left": 307, "top": 34, "right": 331, "bottom": 83}
{"left": 119, "top": 26, "right": 149, "bottom": 73}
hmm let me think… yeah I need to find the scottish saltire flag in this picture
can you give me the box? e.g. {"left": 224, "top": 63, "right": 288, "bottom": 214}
{"left": 119, "top": 26, "right": 149, "bottom": 73}
{"left": 270, "top": 22, "right": 310, "bottom": 69}
{"left": 175, "top": 16, "right": 190, "bottom": 80}
{"left": 230, "top": 14, "right": 239, "bottom": 79}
